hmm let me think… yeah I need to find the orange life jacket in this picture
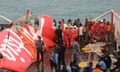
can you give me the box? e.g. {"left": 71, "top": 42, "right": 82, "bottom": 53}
{"left": 106, "top": 25, "right": 112, "bottom": 32}
{"left": 93, "top": 68, "right": 103, "bottom": 72}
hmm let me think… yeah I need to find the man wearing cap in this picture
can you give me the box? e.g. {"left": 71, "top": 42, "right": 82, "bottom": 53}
{"left": 98, "top": 20, "right": 105, "bottom": 41}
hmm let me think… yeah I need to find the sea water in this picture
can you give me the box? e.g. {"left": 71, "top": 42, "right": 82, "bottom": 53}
{"left": 0, "top": 0, "right": 120, "bottom": 24}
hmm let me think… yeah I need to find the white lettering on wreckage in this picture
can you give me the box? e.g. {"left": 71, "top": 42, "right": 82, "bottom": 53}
{"left": 0, "top": 17, "right": 45, "bottom": 63}
{"left": 22, "top": 17, "right": 45, "bottom": 41}
{"left": 0, "top": 29, "right": 32, "bottom": 63}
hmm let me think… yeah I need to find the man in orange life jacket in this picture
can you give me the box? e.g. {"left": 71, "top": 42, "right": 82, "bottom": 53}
{"left": 70, "top": 26, "right": 78, "bottom": 47}
{"left": 98, "top": 20, "right": 105, "bottom": 42}
{"left": 105, "top": 21, "right": 113, "bottom": 42}
{"left": 63, "top": 27, "right": 69, "bottom": 48}
{"left": 90, "top": 20, "right": 97, "bottom": 42}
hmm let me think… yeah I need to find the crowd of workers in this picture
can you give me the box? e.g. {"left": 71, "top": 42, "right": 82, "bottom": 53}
{"left": 54, "top": 18, "right": 114, "bottom": 49}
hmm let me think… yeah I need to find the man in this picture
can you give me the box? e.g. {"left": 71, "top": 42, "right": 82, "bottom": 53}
{"left": 102, "top": 50, "right": 112, "bottom": 72}
{"left": 56, "top": 25, "right": 62, "bottom": 44}
{"left": 78, "top": 23, "right": 84, "bottom": 41}
{"left": 72, "top": 38, "right": 80, "bottom": 65}
{"left": 36, "top": 36, "right": 45, "bottom": 72}
{"left": 50, "top": 45, "right": 59, "bottom": 72}
{"left": 58, "top": 42, "right": 66, "bottom": 68}
{"left": 98, "top": 57, "right": 107, "bottom": 72}
{"left": 98, "top": 20, "right": 105, "bottom": 41}
{"left": 93, "top": 64, "right": 103, "bottom": 72}
{"left": 83, "top": 62, "right": 93, "bottom": 72}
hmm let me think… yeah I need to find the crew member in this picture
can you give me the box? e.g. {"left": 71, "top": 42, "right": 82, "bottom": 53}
{"left": 105, "top": 21, "right": 113, "bottom": 42}
{"left": 98, "top": 20, "right": 105, "bottom": 41}
{"left": 36, "top": 36, "right": 45, "bottom": 72}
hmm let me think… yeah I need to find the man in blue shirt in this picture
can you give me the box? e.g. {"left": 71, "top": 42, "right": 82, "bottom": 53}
{"left": 98, "top": 57, "right": 107, "bottom": 72}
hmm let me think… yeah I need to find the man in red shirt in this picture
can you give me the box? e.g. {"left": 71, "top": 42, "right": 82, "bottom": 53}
{"left": 98, "top": 20, "right": 105, "bottom": 42}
